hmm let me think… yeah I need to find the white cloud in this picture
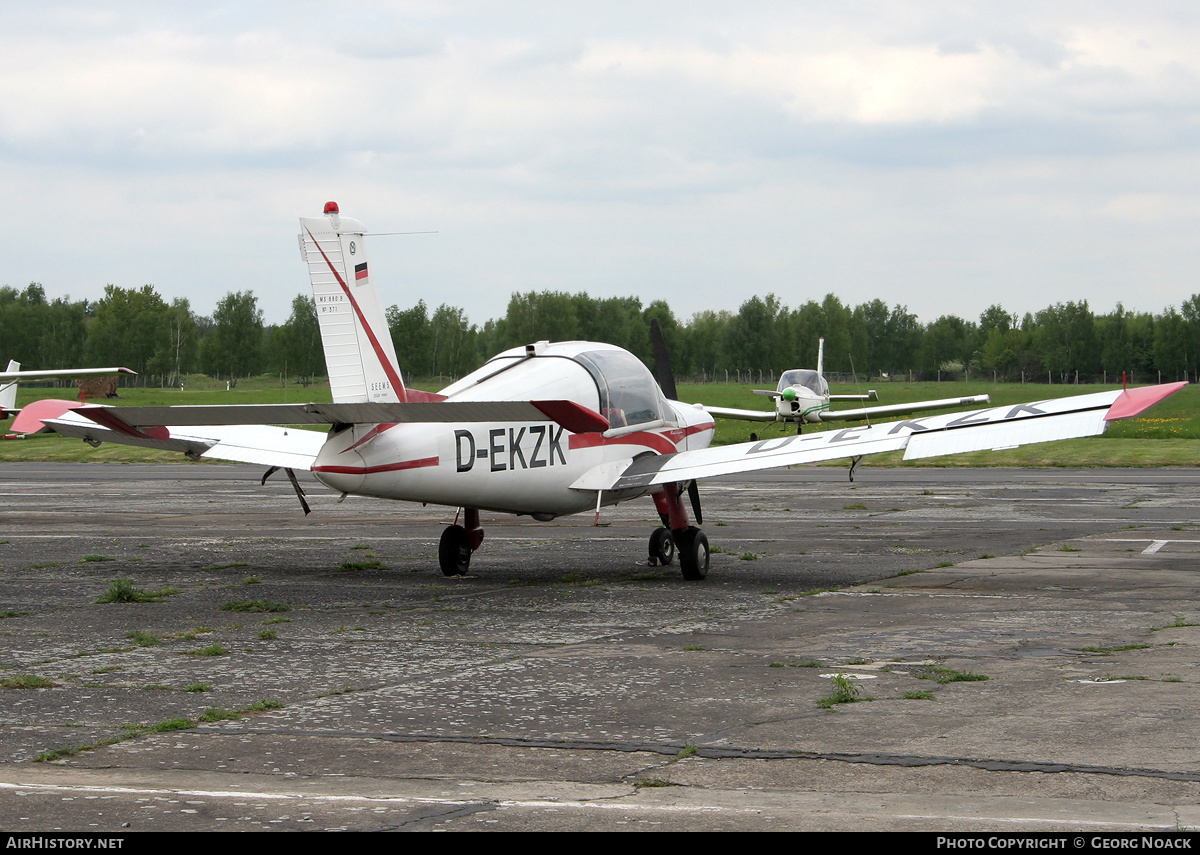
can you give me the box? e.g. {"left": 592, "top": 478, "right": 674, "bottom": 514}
{"left": 3, "top": 1, "right": 1200, "bottom": 327}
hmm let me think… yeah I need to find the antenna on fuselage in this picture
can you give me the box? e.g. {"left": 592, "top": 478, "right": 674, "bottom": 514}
{"left": 848, "top": 352, "right": 870, "bottom": 428}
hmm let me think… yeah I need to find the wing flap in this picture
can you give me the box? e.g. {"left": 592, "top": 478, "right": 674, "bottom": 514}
{"left": 903, "top": 410, "right": 1106, "bottom": 459}
{"left": 570, "top": 460, "right": 637, "bottom": 491}
{"left": 198, "top": 426, "right": 327, "bottom": 469}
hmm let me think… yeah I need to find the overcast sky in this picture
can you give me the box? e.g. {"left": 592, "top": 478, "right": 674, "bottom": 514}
{"left": 3, "top": 1, "right": 1199, "bottom": 328}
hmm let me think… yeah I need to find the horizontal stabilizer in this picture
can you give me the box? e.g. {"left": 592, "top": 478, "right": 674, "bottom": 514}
{"left": 68, "top": 400, "right": 611, "bottom": 433}
{"left": 44, "top": 416, "right": 325, "bottom": 470}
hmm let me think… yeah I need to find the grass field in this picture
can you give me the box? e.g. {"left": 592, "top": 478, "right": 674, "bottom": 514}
{"left": 3, "top": 375, "right": 1196, "bottom": 468}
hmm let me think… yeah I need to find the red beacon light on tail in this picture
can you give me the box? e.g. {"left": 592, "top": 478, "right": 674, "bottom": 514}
{"left": 323, "top": 201, "right": 339, "bottom": 214}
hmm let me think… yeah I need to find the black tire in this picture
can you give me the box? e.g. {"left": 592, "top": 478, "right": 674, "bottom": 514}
{"left": 649, "top": 527, "right": 675, "bottom": 566}
{"left": 675, "top": 527, "right": 709, "bottom": 581}
{"left": 438, "top": 525, "right": 471, "bottom": 576}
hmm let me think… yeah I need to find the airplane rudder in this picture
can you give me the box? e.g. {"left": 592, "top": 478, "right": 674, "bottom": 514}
{"left": 299, "top": 203, "right": 406, "bottom": 404}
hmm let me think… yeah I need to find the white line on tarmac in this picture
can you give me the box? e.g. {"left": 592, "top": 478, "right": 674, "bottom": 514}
{"left": 1103, "top": 538, "right": 1200, "bottom": 554}
{"left": 0, "top": 781, "right": 732, "bottom": 814}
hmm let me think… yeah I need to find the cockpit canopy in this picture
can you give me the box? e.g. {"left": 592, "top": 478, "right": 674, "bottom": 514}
{"left": 777, "top": 368, "right": 829, "bottom": 397}
{"left": 440, "top": 342, "right": 672, "bottom": 429}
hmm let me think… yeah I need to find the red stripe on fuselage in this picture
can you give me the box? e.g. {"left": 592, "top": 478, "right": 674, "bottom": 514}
{"left": 569, "top": 422, "right": 710, "bottom": 455}
{"left": 305, "top": 225, "right": 408, "bottom": 403}
{"left": 312, "top": 456, "right": 439, "bottom": 475}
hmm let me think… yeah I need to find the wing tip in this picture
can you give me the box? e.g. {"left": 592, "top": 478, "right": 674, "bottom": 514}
{"left": 1104, "top": 381, "right": 1187, "bottom": 421}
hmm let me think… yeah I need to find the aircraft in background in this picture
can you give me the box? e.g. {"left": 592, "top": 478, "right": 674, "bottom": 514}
{"left": 18, "top": 203, "right": 1186, "bottom": 580}
{"left": 702, "top": 337, "right": 991, "bottom": 431}
{"left": 2, "top": 361, "right": 136, "bottom": 430}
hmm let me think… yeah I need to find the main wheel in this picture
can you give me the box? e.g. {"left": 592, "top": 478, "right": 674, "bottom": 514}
{"left": 675, "top": 527, "right": 709, "bottom": 581}
{"left": 438, "top": 525, "right": 471, "bottom": 576}
{"left": 648, "top": 527, "right": 675, "bottom": 566}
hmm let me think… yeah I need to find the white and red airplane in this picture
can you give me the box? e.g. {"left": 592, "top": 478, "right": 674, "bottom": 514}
{"left": 21, "top": 203, "right": 1186, "bottom": 580}
{"left": 703, "top": 337, "right": 991, "bottom": 430}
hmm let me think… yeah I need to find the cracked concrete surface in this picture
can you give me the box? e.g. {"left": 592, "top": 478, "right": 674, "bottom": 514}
{"left": 1, "top": 463, "right": 1199, "bottom": 830}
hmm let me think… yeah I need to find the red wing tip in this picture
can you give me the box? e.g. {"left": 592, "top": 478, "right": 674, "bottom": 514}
{"left": 10, "top": 399, "right": 85, "bottom": 434}
{"left": 1104, "top": 381, "right": 1188, "bottom": 421}
{"left": 531, "top": 400, "right": 610, "bottom": 433}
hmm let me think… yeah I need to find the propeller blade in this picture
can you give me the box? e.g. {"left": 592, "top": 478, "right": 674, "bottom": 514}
{"left": 687, "top": 479, "right": 703, "bottom": 526}
{"left": 649, "top": 318, "right": 678, "bottom": 401}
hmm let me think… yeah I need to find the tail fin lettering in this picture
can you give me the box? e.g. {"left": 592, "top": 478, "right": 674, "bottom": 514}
{"left": 299, "top": 203, "right": 406, "bottom": 404}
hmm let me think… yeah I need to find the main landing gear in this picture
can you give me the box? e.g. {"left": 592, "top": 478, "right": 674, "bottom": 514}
{"left": 648, "top": 527, "right": 675, "bottom": 566}
{"left": 649, "top": 483, "right": 710, "bottom": 581}
{"left": 439, "top": 508, "right": 484, "bottom": 576}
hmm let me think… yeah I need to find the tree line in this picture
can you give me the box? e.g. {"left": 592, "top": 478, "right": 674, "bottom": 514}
{"left": 4, "top": 282, "right": 1199, "bottom": 386}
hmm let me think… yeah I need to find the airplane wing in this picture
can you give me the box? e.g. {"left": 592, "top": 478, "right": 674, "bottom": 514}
{"left": 818, "top": 394, "right": 991, "bottom": 422}
{"left": 701, "top": 394, "right": 990, "bottom": 424}
{"left": 574, "top": 383, "right": 1186, "bottom": 491}
{"left": 0, "top": 367, "right": 136, "bottom": 382}
{"left": 703, "top": 405, "right": 780, "bottom": 422}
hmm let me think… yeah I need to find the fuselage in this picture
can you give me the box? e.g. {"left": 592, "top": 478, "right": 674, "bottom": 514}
{"left": 311, "top": 341, "right": 715, "bottom": 517}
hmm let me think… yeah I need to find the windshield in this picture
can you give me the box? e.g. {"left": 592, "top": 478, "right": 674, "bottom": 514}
{"left": 778, "top": 369, "right": 828, "bottom": 396}
{"left": 573, "top": 349, "right": 666, "bottom": 428}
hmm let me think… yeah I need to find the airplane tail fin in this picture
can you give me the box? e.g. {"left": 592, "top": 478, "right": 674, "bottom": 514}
{"left": 299, "top": 203, "right": 406, "bottom": 404}
{"left": 1, "top": 360, "right": 19, "bottom": 413}
{"left": 816, "top": 337, "right": 825, "bottom": 377}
